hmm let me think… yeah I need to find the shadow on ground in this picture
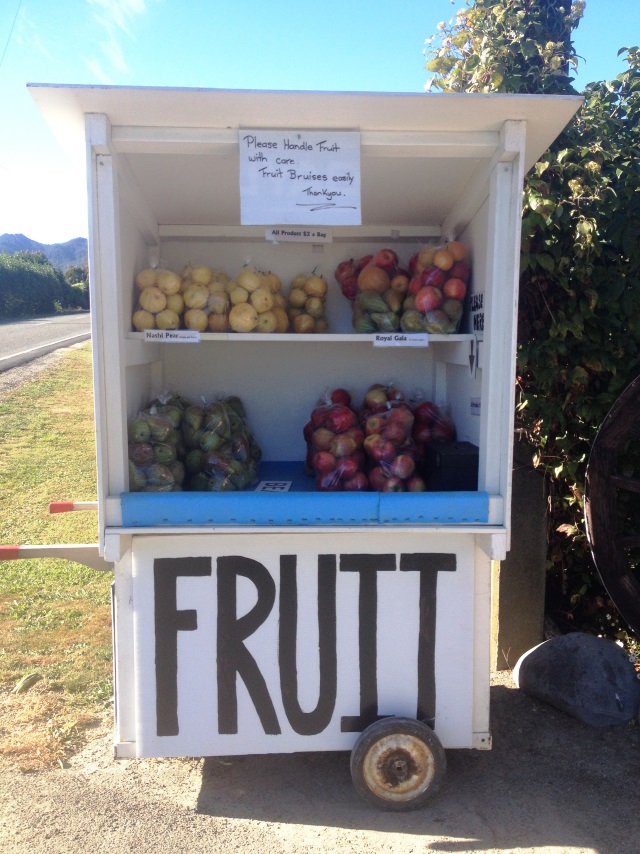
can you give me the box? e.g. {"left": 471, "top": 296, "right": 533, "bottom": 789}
{"left": 195, "top": 674, "right": 639, "bottom": 852}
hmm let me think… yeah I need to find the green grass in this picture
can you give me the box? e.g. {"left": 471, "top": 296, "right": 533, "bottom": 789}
{"left": 0, "top": 344, "right": 112, "bottom": 767}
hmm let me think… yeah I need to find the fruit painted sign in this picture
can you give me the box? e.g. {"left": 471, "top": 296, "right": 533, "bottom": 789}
{"left": 239, "top": 129, "right": 361, "bottom": 226}
{"left": 130, "top": 533, "right": 476, "bottom": 757}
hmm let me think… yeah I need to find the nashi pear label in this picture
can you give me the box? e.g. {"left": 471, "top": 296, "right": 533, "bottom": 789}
{"left": 240, "top": 130, "right": 361, "bottom": 226}
{"left": 143, "top": 329, "right": 200, "bottom": 343}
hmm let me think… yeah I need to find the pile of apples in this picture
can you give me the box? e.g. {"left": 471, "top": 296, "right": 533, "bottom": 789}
{"left": 304, "top": 389, "right": 368, "bottom": 491}
{"left": 127, "top": 392, "right": 262, "bottom": 492}
{"left": 127, "top": 394, "right": 189, "bottom": 492}
{"left": 181, "top": 395, "right": 262, "bottom": 491}
{"left": 131, "top": 264, "right": 291, "bottom": 334}
{"left": 334, "top": 241, "right": 471, "bottom": 335}
{"left": 285, "top": 271, "right": 329, "bottom": 333}
{"left": 304, "top": 384, "right": 456, "bottom": 492}
{"left": 360, "top": 384, "right": 424, "bottom": 492}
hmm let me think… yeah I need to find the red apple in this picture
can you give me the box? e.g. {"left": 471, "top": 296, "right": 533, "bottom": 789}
{"left": 406, "top": 474, "right": 427, "bottom": 492}
{"left": 413, "top": 401, "right": 439, "bottom": 424}
{"left": 412, "top": 423, "right": 433, "bottom": 445}
{"left": 408, "top": 252, "right": 419, "bottom": 274}
{"left": 324, "top": 404, "right": 357, "bottom": 433}
{"left": 381, "top": 475, "right": 405, "bottom": 492}
{"left": 313, "top": 450, "right": 337, "bottom": 473}
{"left": 390, "top": 454, "right": 416, "bottom": 480}
{"left": 343, "top": 471, "right": 370, "bottom": 491}
{"left": 372, "top": 248, "right": 399, "bottom": 273}
{"left": 364, "top": 433, "right": 396, "bottom": 463}
{"left": 356, "top": 254, "right": 374, "bottom": 273}
{"left": 311, "top": 427, "right": 335, "bottom": 451}
{"left": 385, "top": 386, "right": 404, "bottom": 403}
{"left": 330, "top": 388, "right": 352, "bottom": 407}
{"left": 443, "top": 277, "right": 467, "bottom": 301}
{"left": 345, "top": 426, "right": 365, "bottom": 448}
{"left": 370, "top": 440, "right": 397, "bottom": 464}
{"left": 408, "top": 273, "right": 424, "bottom": 296}
{"left": 449, "top": 260, "right": 471, "bottom": 283}
{"left": 386, "top": 404, "right": 414, "bottom": 428}
{"left": 383, "top": 420, "right": 411, "bottom": 445}
{"left": 368, "top": 465, "right": 389, "bottom": 491}
{"left": 420, "top": 265, "right": 448, "bottom": 289}
{"left": 336, "top": 455, "right": 360, "bottom": 480}
{"left": 364, "top": 433, "right": 383, "bottom": 455}
{"left": 351, "top": 449, "right": 367, "bottom": 470}
{"left": 340, "top": 274, "right": 359, "bottom": 301}
{"left": 311, "top": 405, "right": 329, "bottom": 428}
{"left": 334, "top": 259, "right": 357, "bottom": 284}
{"left": 365, "top": 414, "right": 386, "bottom": 436}
{"left": 415, "top": 286, "right": 444, "bottom": 314}
{"left": 364, "top": 387, "right": 389, "bottom": 412}
{"left": 329, "top": 433, "right": 358, "bottom": 458}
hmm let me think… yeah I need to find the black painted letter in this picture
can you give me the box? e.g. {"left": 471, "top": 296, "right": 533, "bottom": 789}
{"left": 400, "top": 553, "right": 456, "bottom": 727}
{"left": 279, "top": 554, "right": 337, "bottom": 735}
{"left": 154, "top": 557, "right": 212, "bottom": 737}
{"left": 217, "top": 556, "right": 281, "bottom": 735}
{"left": 339, "top": 553, "right": 396, "bottom": 732}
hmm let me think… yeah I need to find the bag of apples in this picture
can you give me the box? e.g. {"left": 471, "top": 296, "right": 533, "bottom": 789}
{"left": 360, "top": 383, "right": 427, "bottom": 492}
{"left": 410, "top": 398, "right": 457, "bottom": 458}
{"left": 182, "top": 396, "right": 262, "bottom": 492}
{"left": 402, "top": 241, "right": 471, "bottom": 335}
{"left": 305, "top": 388, "right": 368, "bottom": 491}
{"left": 127, "top": 399, "right": 186, "bottom": 492}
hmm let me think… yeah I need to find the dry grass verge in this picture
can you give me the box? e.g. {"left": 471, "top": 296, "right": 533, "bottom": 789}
{"left": 0, "top": 343, "right": 113, "bottom": 769}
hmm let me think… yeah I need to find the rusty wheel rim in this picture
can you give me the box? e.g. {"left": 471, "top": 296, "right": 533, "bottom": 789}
{"left": 584, "top": 374, "right": 640, "bottom": 636}
{"left": 360, "top": 733, "right": 437, "bottom": 803}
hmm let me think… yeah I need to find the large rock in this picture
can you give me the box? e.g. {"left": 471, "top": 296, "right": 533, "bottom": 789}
{"left": 513, "top": 632, "right": 640, "bottom": 727}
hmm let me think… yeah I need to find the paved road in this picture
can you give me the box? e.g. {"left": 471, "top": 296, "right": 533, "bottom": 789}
{"left": 0, "top": 313, "right": 91, "bottom": 371}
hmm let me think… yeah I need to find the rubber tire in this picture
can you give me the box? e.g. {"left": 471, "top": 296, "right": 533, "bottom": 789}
{"left": 350, "top": 717, "right": 446, "bottom": 811}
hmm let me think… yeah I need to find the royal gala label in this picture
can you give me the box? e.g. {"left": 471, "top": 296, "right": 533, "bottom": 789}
{"left": 374, "top": 333, "right": 429, "bottom": 348}
{"left": 240, "top": 130, "right": 361, "bottom": 226}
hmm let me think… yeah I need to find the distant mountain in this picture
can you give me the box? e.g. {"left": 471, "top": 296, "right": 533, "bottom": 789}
{"left": 0, "top": 233, "right": 88, "bottom": 270}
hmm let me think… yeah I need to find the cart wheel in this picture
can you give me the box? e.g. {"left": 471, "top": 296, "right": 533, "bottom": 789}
{"left": 584, "top": 374, "right": 640, "bottom": 636}
{"left": 350, "top": 717, "right": 446, "bottom": 811}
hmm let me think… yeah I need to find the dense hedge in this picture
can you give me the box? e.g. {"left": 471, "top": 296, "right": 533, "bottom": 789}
{"left": 425, "top": 2, "right": 640, "bottom": 641}
{"left": 0, "top": 251, "right": 88, "bottom": 318}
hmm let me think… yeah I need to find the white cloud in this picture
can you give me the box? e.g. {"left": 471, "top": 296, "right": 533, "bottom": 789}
{"left": 88, "top": 0, "right": 147, "bottom": 35}
{"left": 86, "top": 0, "right": 147, "bottom": 78}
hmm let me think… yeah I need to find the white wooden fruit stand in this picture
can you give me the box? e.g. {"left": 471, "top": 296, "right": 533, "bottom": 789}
{"left": 22, "top": 85, "right": 580, "bottom": 809}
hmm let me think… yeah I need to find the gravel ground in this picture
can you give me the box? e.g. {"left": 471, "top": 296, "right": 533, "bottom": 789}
{"left": 0, "top": 346, "right": 76, "bottom": 400}
{"left": 1, "top": 671, "right": 639, "bottom": 854}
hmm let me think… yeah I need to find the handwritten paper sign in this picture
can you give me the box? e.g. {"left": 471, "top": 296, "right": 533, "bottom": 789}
{"left": 239, "top": 129, "right": 361, "bottom": 226}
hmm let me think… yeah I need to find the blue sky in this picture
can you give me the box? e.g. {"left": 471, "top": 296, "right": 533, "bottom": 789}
{"left": 0, "top": 0, "right": 636, "bottom": 245}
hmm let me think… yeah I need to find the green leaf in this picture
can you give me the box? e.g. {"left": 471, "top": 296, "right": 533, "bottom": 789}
{"left": 465, "top": 53, "right": 480, "bottom": 70}
{"left": 536, "top": 253, "right": 556, "bottom": 272}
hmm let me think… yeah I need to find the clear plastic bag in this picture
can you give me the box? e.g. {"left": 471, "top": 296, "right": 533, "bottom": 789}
{"left": 306, "top": 392, "right": 367, "bottom": 491}
{"left": 182, "top": 396, "right": 262, "bottom": 492}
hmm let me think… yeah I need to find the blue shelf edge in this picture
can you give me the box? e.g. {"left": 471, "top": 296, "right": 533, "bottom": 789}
{"left": 121, "top": 461, "right": 489, "bottom": 526}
